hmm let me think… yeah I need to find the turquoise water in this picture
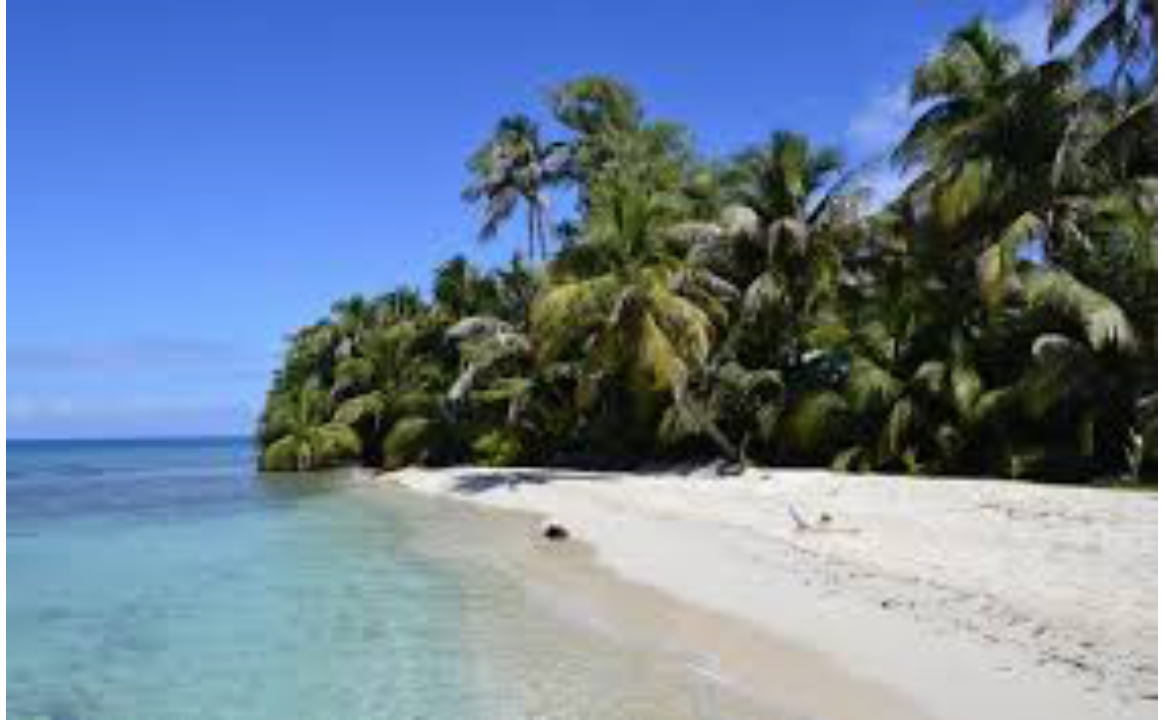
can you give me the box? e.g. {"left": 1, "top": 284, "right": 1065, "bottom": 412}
{"left": 8, "top": 439, "right": 487, "bottom": 718}
{"left": 8, "top": 438, "right": 764, "bottom": 718}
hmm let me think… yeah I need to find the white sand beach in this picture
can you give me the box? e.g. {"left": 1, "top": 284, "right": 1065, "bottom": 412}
{"left": 388, "top": 467, "right": 1157, "bottom": 718}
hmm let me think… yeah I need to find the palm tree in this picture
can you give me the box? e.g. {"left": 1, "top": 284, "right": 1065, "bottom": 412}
{"left": 549, "top": 76, "right": 645, "bottom": 192}
{"left": 373, "top": 287, "right": 424, "bottom": 322}
{"left": 1048, "top": 0, "right": 1156, "bottom": 89}
{"left": 661, "top": 133, "right": 864, "bottom": 462}
{"left": 327, "top": 295, "right": 377, "bottom": 364}
{"left": 895, "top": 21, "right": 1110, "bottom": 300}
{"left": 257, "top": 61, "right": 1155, "bottom": 482}
{"left": 722, "top": 131, "right": 847, "bottom": 226}
{"left": 883, "top": 19, "right": 1152, "bottom": 478}
{"left": 548, "top": 76, "right": 704, "bottom": 216}
{"left": 259, "top": 384, "right": 361, "bottom": 472}
{"left": 550, "top": 76, "right": 644, "bottom": 139}
{"left": 718, "top": 133, "right": 863, "bottom": 361}
{"left": 531, "top": 181, "right": 726, "bottom": 452}
{"left": 893, "top": 19, "right": 1048, "bottom": 231}
{"left": 463, "top": 115, "right": 569, "bottom": 260}
{"left": 895, "top": 19, "right": 1146, "bottom": 312}
{"left": 432, "top": 255, "right": 496, "bottom": 319}
{"left": 337, "top": 312, "right": 457, "bottom": 463}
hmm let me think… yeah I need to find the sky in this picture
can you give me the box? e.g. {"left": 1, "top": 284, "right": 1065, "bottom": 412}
{"left": 8, "top": 0, "right": 1049, "bottom": 439}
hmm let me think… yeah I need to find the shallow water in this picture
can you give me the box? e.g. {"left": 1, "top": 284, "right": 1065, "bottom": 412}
{"left": 7, "top": 438, "right": 770, "bottom": 718}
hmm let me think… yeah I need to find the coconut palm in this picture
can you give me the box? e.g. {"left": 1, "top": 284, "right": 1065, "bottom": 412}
{"left": 259, "top": 384, "right": 361, "bottom": 472}
{"left": 549, "top": 76, "right": 704, "bottom": 216}
{"left": 463, "top": 115, "right": 569, "bottom": 260}
{"left": 1048, "top": 0, "right": 1156, "bottom": 90}
{"left": 550, "top": 75, "right": 644, "bottom": 139}
{"left": 893, "top": 20, "right": 1079, "bottom": 238}
{"left": 530, "top": 180, "right": 727, "bottom": 451}
{"left": 373, "top": 287, "right": 425, "bottom": 322}
{"left": 659, "top": 133, "right": 865, "bottom": 463}
{"left": 719, "top": 133, "right": 864, "bottom": 364}
{"left": 258, "top": 51, "right": 1156, "bottom": 483}
{"left": 722, "top": 131, "right": 849, "bottom": 226}
{"left": 432, "top": 256, "right": 496, "bottom": 319}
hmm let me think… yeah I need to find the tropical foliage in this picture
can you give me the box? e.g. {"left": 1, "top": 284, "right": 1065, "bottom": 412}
{"left": 259, "top": 6, "right": 1156, "bottom": 484}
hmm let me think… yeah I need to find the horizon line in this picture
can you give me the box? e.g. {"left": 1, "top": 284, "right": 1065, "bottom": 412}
{"left": 7, "top": 433, "right": 253, "bottom": 444}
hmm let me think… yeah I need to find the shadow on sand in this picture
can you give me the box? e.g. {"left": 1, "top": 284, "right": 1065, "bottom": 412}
{"left": 449, "top": 469, "right": 610, "bottom": 495}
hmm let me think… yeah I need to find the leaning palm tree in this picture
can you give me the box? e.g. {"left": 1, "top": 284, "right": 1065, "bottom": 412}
{"left": 893, "top": 19, "right": 1045, "bottom": 231}
{"left": 463, "top": 115, "right": 569, "bottom": 260}
{"left": 896, "top": 19, "right": 1103, "bottom": 273}
{"left": 259, "top": 384, "right": 361, "bottom": 472}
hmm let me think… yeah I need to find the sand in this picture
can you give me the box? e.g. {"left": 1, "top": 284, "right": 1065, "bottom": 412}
{"left": 386, "top": 466, "right": 1158, "bottom": 718}
{"left": 376, "top": 482, "right": 916, "bottom": 718}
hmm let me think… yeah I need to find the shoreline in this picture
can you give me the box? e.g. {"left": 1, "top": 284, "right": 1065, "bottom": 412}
{"left": 386, "top": 466, "right": 1158, "bottom": 718}
{"left": 375, "top": 483, "right": 917, "bottom": 717}
{"left": 371, "top": 478, "right": 918, "bottom": 718}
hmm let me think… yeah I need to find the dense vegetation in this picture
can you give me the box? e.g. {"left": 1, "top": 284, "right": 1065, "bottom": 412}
{"left": 259, "top": 2, "right": 1157, "bottom": 483}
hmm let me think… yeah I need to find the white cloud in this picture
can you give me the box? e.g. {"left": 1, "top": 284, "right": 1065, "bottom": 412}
{"left": 7, "top": 394, "right": 257, "bottom": 439}
{"left": 1001, "top": 0, "right": 1050, "bottom": 62}
{"left": 844, "top": 82, "right": 919, "bottom": 210}
{"left": 862, "top": 163, "right": 916, "bottom": 209}
{"left": 6, "top": 336, "right": 275, "bottom": 438}
{"left": 846, "top": 83, "right": 913, "bottom": 158}
{"left": 8, "top": 337, "right": 265, "bottom": 374}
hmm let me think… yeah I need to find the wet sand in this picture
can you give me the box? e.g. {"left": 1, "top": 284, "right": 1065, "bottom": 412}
{"left": 354, "top": 480, "right": 916, "bottom": 718}
{"left": 389, "top": 467, "right": 1158, "bottom": 719}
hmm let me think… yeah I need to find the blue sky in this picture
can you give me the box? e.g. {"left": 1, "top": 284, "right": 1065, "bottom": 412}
{"left": 8, "top": 0, "right": 1047, "bottom": 439}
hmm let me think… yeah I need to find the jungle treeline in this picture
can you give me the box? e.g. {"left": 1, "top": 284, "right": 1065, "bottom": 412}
{"left": 259, "top": 2, "right": 1157, "bottom": 484}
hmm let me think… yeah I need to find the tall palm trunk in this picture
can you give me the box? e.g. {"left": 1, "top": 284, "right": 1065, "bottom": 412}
{"left": 525, "top": 205, "right": 537, "bottom": 261}
{"left": 536, "top": 202, "right": 552, "bottom": 261}
{"left": 524, "top": 197, "right": 552, "bottom": 261}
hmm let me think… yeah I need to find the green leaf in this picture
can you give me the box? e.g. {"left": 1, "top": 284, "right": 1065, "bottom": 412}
{"left": 782, "top": 391, "right": 849, "bottom": 453}
{"left": 845, "top": 357, "right": 903, "bottom": 414}
{"left": 978, "top": 212, "right": 1043, "bottom": 307}
{"left": 382, "top": 416, "right": 437, "bottom": 469}
{"left": 333, "top": 392, "right": 386, "bottom": 426}
{"left": 878, "top": 398, "right": 917, "bottom": 463}
{"left": 1021, "top": 268, "right": 1138, "bottom": 352}
{"left": 951, "top": 362, "right": 983, "bottom": 420}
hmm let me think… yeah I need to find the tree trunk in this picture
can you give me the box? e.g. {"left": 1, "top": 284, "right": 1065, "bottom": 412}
{"left": 536, "top": 203, "right": 551, "bottom": 261}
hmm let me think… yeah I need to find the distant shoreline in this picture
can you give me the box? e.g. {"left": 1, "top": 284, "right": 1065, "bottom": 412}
{"left": 389, "top": 466, "right": 1158, "bottom": 718}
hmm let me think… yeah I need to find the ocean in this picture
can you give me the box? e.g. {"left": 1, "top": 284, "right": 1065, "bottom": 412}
{"left": 6, "top": 438, "right": 760, "bottom": 718}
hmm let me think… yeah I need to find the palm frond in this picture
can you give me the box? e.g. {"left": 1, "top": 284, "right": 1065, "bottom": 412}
{"left": 782, "top": 390, "right": 849, "bottom": 453}
{"left": 333, "top": 392, "right": 386, "bottom": 427}
{"left": 1020, "top": 267, "right": 1138, "bottom": 352}
{"left": 845, "top": 356, "right": 903, "bottom": 414}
